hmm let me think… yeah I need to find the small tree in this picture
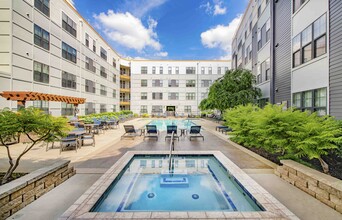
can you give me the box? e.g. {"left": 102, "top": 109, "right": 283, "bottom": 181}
{"left": 0, "top": 107, "right": 71, "bottom": 184}
{"left": 199, "top": 69, "right": 261, "bottom": 113}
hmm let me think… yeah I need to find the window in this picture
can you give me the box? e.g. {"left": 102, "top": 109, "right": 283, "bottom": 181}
{"left": 303, "top": 91, "right": 313, "bottom": 108}
{"left": 61, "top": 102, "right": 73, "bottom": 116}
{"left": 62, "top": 42, "right": 76, "bottom": 63}
{"left": 159, "top": 67, "right": 163, "bottom": 74}
{"left": 141, "top": 79, "right": 147, "bottom": 87}
{"left": 208, "top": 67, "right": 212, "bottom": 74}
{"left": 249, "top": 21, "right": 252, "bottom": 32}
{"left": 152, "top": 93, "right": 163, "bottom": 100}
{"left": 168, "top": 80, "right": 179, "bottom": 87}
{"left": 257, "top": 30, "right": 262, "bottom": 50}
{"left": 175, "top": 67, "right": 179, "bottom": 74}
{"left": 93, "top": 40, "right": 96, "bottom": 52}
{"left": 184, "top": 106, "right": 191, "bottom": 113}
{"left": 113, "top": 89, "right": 117, "bottom": 98}
{"left": 257, "top": 65, "right": 261, "bottom": 84}
{"left": 62, "top": 71, "right": 76, "bottom": 89}
{"left": 168, "top": 93, "right": 179, "bottom": 100}
{"left": 85, "top": 79, "right": 96, "bottom": 93}
{"left": 33, "top": 100, "right": 49, "bottom": 114}
{"left": 314, "top": 14, "right": 326, "bottom": 58}
{"left": 34, "top": 0, "right": 49, "bottom": 17}
{"left": 141, "top": 66, "right": 147, "bottom": 74}
{"left": 168, "top": 67, "right": 172, "bottom": 74}
{"left": 113, "top": 59, "right": 117, "bottom": 68}
{"left": 245, "top": 46, "right": 249, "bottom": 64}
{"left": 186, "top": 67, "right": 196, "bottom": 74}
{"left": 265, "top": 58, "right": 270, "bottom": 81}
{"left": 266, "top": 19, "right": 271, "bottom": 42}
{"left": 152, "top": 79, "right": 163, "bottom": 87}
{"left": 257, "top": 5, "right": 261, "bottom": 18}
{"left": 249, "top": 44, "right": 252, "bottom": 60}
{"left": 113, "top": 74, "right": 117, "bottom": 83}
{"left": 201, "top": 92, "right": 208, "bottom": 99}
{"left": 100, "top": 66, "right": 107, "bottom": 78}
{"left": 152, "top": 105, "right": 163, "bottom": 113}
{"left": 217, "top": 67, "right": 221, "bottom": 75}
{"left": 85, "top": 102, "right": 96, "bottom": 115}
{"left": 33, "top": 61, "right": 49, "bottom": 83}
{"left": 100, "top": 47, "right": 107, "bottom": 60}
{"left": 293, "top": 0, "right": 306, "bottom": 13}
{"left": 301, "top": 26, "right": 312, "bottom": 63}
{"left": 34, "top": 24, "right": 49, "bottom": 50}
{"left": 292, "top": 34, "right": 301, "bottom": 67}
{"left": 62, "top": 12, "right": 76, "bottom": 37}
{"left": 201, "top": 80, "right": 212, "bottom": 87}
{"left": 225, "top": 67, "right": 228, "bottom": 73}
{"left": 186, "top": 93, "right": 196, "bottom": 100}
{"left": 314, "top": 88, "right": 327, "bottom": 115}
{"left": 141, "top": 92, "right": 147, "bottom": 100}
{"left": 100, "top": 104, "right": 106, "bottom": 113}
{"left": 85, "top": 57, "right": 96, "bottom": 72}
{"left": 100, "top": 85, "right": 107, "bottom": 96}
{"left": 112, "top": 105, "right": 116, "bottom": 112}
{"left": 85, "top": 33, "right": 89, "bottom": 47}
{"left": 152, "top": 66, "right": 156, "bottom": 74}
{"left": 201, "top": 67, "right": 205, "bottom": 74}
{"left": 140, "top": 105, "right": 148, "bottom": 114}
{"left": 186, "top": 80, "right": 196, "bottom": 87}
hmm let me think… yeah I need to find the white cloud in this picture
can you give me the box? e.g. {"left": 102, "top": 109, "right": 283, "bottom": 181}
{"left": 200, "top": 14, "right": 242, "bottom": 59}
{"left": 154, "top": 51, "right": 168, "bottom": 57}
{"left": 123, "top": 0, "right": 168, "bottom": 18}
{"left": 94, "top": 10, "right": 162, "bottom": 52}
{"left": 200, "top": 0, "right": 227, "bottom": 16}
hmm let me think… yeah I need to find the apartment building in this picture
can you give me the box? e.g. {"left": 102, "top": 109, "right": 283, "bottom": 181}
{"left": 0, "top": 0, "right": 230, "bottom": 116}
{"left": 232, "top": 0, "right": 342, "bottom": 119}
{"left": 130, "top": 60, "right": 230, "bottom": 115}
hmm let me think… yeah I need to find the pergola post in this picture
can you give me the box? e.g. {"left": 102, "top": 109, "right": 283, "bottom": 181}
{"left": 17, "top": 100, "right": 26, "bottom": 110}
{"left": 73, "top": 104, "right": 79, "bottom": 117}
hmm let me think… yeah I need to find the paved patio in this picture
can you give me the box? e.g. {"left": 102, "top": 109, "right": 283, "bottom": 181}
{"left": 1, "top": 118, "right": 341, "bottom": 219}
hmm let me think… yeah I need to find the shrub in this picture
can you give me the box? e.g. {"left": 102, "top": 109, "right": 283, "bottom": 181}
{"left": 224, "top": 104, "right": 342, "bottom": 173}
{"left": 141, "top": 113, "right": 149, "bottom": 118}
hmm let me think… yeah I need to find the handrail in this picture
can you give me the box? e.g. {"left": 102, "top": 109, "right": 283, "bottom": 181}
{"left": 168, "top": 131, "right": 175, "bottom": 171}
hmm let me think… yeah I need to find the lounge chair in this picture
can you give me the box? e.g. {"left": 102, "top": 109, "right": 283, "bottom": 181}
{"left": 165, "top": 125, "right": 179, "bottom": 141}
{"left": 121, "top": 125, "right": 140, "bottom": 139}
{"left": 221, "top": 127, "right": 233, "bottom": 134}
{"left": 189, "top": 126, "right": 204, "bottom": 141}
{"left": 144, "top": 125, "right": 159, "bottom": 140}
{"left": 215, "top": 125, "right": 228, "bottom": 131}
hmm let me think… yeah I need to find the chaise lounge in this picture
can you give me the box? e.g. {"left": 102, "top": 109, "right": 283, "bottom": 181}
{"left": 144, "top": 125, "right": 159, "bottom": 140}
{"left": 121, "top": 125, "right": 141, "bottom": 139}
{"left": 189, "top": 125, "right": 204, "bottom": 141}
{"left": 165, "top": 125, "right": 179, "bottom": 141}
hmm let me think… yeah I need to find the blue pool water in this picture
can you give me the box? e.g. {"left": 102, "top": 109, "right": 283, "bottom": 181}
{"left": 92, "top": 156, "right": 263, "bottom": 212}
{"left": 148, "top": 119, "right": 196, "bottom": 131}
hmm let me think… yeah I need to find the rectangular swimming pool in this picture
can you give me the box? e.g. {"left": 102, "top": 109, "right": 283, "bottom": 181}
{"left": 91, "top": 155, "right": 263, "bottom": 212}
{"left": 147, "top": 119, "right": 196, "bottom": 131}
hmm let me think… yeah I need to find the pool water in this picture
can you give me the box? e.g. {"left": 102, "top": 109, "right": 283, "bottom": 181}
{"left": 148, "top": 119, "right": 196, "bottom": 131}
{"left": 92, "top": 156, "right": 263, "bottom": 212}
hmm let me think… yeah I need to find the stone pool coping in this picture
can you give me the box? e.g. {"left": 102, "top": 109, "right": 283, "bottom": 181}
{"left": 59, "top": 151, "right": 299, "bottom": 219}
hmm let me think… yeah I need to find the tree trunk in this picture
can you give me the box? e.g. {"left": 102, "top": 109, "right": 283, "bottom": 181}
{"left": 318, "top": 157, "right": 329, "bottom": 174}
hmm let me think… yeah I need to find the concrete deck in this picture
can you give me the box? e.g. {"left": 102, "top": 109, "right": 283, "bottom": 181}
{"left": 1, "top": 118, "right": 341, "bottom": 220}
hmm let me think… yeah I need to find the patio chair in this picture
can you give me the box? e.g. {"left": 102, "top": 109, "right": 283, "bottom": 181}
{"left": 215, "top": 125, "right": 228, "bottom": 131}
{"left": 79, "top": 132, "right": 95, "bottom": 147}
{"left": 165, "top": 125, "right": 179, "bottom": 141}
{"left": 144, "top": 125, "right": 159, "bottom": 140}
{"left": 60, "top": 134, "right": 78, "bottom": 154}
{"left": 121, "top": 125, "right": 140, "bottom": 139}
{"left": 221, "top": 127, "right": 233, "bottom": 135}
{"left": 189, "top": 126, "right": 204, "bottom": 141}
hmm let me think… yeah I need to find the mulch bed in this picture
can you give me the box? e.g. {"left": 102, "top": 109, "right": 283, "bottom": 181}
{"left": 244, "top": 146, "right": 342, "bottom": 180}
{"left": 0, "top": 172, "right": 28, "bottom": 186}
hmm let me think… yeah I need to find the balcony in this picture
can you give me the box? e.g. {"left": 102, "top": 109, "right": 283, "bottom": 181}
{"left": 120, "top": 99, "right": 130, "bottom": 106}
{"left": 120, "top": 74, "right": 131, "bottom": 80}
{"left": 120, "top": 87, "right": 130, "bottom": 93}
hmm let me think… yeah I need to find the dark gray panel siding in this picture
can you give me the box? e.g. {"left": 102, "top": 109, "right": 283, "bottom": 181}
{"left": 329, "top": 0, "right": 342, "bottom": 119}
{"left": 273, "top": 0, "right": 292, "bottom": 106}
{"left": 252, "top": 24, "right": 258, "bottom": 75}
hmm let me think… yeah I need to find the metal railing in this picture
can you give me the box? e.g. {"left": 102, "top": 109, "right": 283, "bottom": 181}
{"left": 168, "top": 131, "right": 175, "bottom": 171}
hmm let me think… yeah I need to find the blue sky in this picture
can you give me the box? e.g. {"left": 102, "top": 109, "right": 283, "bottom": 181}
{"left": 69, "top": 0, "right": 248, "bottom": 60}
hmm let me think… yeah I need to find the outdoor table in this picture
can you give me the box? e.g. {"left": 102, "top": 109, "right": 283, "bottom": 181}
{"left": 180, "top": 128, "right": 187, "bottom": 137}
{"left": 68, "top": 130, "right": 86, "bottom": 147}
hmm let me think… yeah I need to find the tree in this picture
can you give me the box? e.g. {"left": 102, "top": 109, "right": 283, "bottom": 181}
{"left": 0, "top": 107, "right": 71, "bottom": 184}
{"left": 199, "top": 69, "right": 261, "bottom": 112}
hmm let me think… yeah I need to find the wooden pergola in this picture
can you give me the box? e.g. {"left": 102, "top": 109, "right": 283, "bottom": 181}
{"left": 0, "top": 91, "right": 86, "bottom": 114}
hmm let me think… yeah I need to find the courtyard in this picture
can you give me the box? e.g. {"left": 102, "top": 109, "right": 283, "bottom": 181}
{"left": 0, "top": 118, "right": 341, "bottom": 220}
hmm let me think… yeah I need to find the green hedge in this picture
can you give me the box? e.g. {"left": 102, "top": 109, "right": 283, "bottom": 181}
{"left": 224, "top": 104, "right": 342, "bottom": 173}
{"left": 79, "top": 110, "right": 133, "bottom": 123}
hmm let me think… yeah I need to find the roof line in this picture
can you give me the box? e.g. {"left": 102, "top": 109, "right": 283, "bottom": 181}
{"left": 232, "top": 0, "right": 254, "bottom": 41}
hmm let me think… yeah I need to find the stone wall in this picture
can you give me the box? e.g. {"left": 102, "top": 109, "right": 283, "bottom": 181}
{"left": 0, "top": 161, "right": 75, "bottom": 219}
{"left": 275, "top": 160, "right": 342, "bottom": 214}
